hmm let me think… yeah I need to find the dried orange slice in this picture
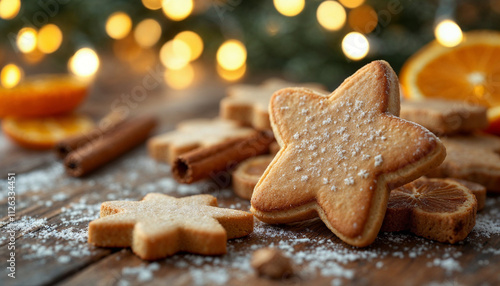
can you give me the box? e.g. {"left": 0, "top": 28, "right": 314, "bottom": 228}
{"left": 0, "top": 74, "right": 89, "bottom": 118}
{"left": 381, "top": 178, "right": 477, "bottom": 243}
{"left": 400, "top": 31, "right": 500, "bottom": 133}
{"left": 2, "top": 114, "right": 95, "bottom": 150}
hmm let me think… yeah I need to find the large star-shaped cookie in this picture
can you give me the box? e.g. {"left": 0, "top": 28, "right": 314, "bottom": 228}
{"left": 251, "top": 61, "right": 446, "bottom": 247}
{"left": 88, "top": 193, "right": 253, "bottom": 260}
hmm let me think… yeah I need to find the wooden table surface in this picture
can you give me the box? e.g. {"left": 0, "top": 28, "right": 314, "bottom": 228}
{"left": 1, "top": 60, "right": 499, "bottom": 286}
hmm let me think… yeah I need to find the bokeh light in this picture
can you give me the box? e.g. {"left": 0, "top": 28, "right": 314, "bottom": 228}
{"left": 342, "top": 32, "right": 369, "bottom": 60}
{"left": 164, "top": 63, "right": 195, "bottom": 90}
{"left": 69, "top": 48, "right": 100, "bottom": 77}
{"left": 217, "top": 63, "right": 246, "bottom": 82}
{"left": 134, "top": 19, "right": 162, "bottom": 48}
{"left": 273, "top": 0, "right": 305, "bottom": 17}
{"left": 142, "top": 0, "right": 162, "bottom": 10}
{"left": 435, "top": 19, "right": 463, "bottom": 47}
{"left": 216, "top": 40, "right": 247, "bottom": 71}
{"left": 1, "top": 64, "right": 23, "bottom": 89}
{"left": 339, "top": 0, "right": 365, "bottom": 9}
{"left": 162, "top": 0, "right": 193, "bottom": 21}
{"left": 174, "top": 31, "right": 204, "bottom": 61}
{"left": 106, "top": 12, "right": 132, "bottom": 40}
{"left": 37, "top": 24, "right": 63, "bottom": 54}
{"left": 0, "top": 0, "right": 20, "bottom": 19}
{"left": 317, "top": 1, "right": 346, "bottom": 31}
{"left": 160, "top": 39, "right": 191, "bottom": 70}
{"left": 348, "top": 5, "right": 378, "bottom": 34}
{"left": 17, "top": 28, "right": 38, "bottom": 54}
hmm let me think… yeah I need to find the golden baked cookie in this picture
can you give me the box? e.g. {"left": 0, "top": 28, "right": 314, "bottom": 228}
{"left": 381, "top": 178, "right": 477, "bottom": 243}
{"left": 147, "top": 118, "right": 257, "bottom": 164}
{"left": 427, "top": 133, "right": 500, "bottom": 193}
{"left": 232, "top": 155, "right": 274, "bottom": 200}
{"left": 220, "top": 78, "right": 326, "bottom": 130}
{"left": 400, "top": 98, "right": 488, "bottom": 135}
{"left": 251, "top": 60, "right": 446, "bottom": 247}
{"left": 88, "top": 193, "right": 253, "bottom": 260}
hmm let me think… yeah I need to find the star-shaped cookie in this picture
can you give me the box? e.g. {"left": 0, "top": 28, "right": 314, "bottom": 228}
{"left": 221, "top": 78, "right": 326, "bottom": 130}
{"left": 251, "top": 61, "right": 446, "bottom": 247}
{"left": 148, "top": 118, "right": 256, "bottom": 164}
{"left": 88, "top": 193, "right": 253, "bottom": 260}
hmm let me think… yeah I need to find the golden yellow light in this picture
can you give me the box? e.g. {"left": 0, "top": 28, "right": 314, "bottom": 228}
{"left": 1, "top": 64, "right": 23, "bottom": 89}
{"left": 134, "top": 19, "right": 162, "bottom": 48}
{"left": 142, "top": 0, "right": 162, "bottom": 10}
{"left": 0, "top": 0, "right": 20, "bottom": 19}
{"left": 160, "top": 39, "right": 191, "bottom": 70}
{"left": 216, "top": 40, "right": 247, "bottom": 71}
{"left": 164, "top": 63, "right": 195, "bottom": 90}
{"left": 17, "top": 28, "right": 38, "bottom": 54}
{"left": 339, "top": 0, "right": 365, "bottom": 9}
{"left": 106, "top": 12, "right": 132, "bottom": 40}
{"left": 217, "top": 63, "right": 246, "bottom": 82}
{"left": 342, "top": 32, "right": 369, "bottom": 61}
{"left": 174, "top": 31, "right": 203, "bottom": 61}
{"left": 69, "top": 48, "right": 100, "bottom": 77}
{"left": 434, "top": 20, "right": 463, "bottom": 47}
{"left": 348, "top": 5, "right": 377, "bottom": 34}
{"left": 37, "top": 24, "right": 63, "bottom": 54}
{"left": 273, "top": 0, "right": 305, "bottom": 17}
{"left": 317, "top": 1, "right": 346, "bottom": 31}
{"left": 162, "top": 0, "right": 193, "bottom": 21}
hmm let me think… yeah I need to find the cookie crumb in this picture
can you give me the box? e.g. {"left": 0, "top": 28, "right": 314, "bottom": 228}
{"left": 251, "top": 248, "right": 294, "bottom": 279}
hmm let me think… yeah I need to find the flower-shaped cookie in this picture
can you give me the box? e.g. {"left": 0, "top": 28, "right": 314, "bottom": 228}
{"left": 251, "top": 61, "right": 446, "bottom": 247}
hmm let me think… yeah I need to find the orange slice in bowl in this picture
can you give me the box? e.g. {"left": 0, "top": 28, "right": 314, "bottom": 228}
{"left": 0, "top": 74, "right": 89, "bottom": 118}
{"left": 2, "top": 113, "right": 95, "bottom": 150}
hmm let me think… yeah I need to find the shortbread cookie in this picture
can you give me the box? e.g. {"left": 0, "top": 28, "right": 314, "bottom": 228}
{"left": 232, "top": 155, "right": 274, "bottom": 199}
{"left": 148, "top": 118, "right": 257, "bottom": 164}
{"left": 426, "top": 133, "right": 500, "bottom": 193}
{"left": 88, "top": 193, "right": 253, "bottom": 260}
{"left": 221, "top": 78, "right": 326, "bottom": 130}
{"left": 381, "top": 178, "right": 477, "bottom": 243}
{"left": 251, "top": 60, "right": 446, "bottom": 247}
{"left": 400, "top": 98, "right": 488, "bottom": 135}
{"left": 450, "top": 179, "right": 486, "bottom": 211}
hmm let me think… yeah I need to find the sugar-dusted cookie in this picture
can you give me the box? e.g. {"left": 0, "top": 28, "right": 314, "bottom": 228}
{"left": 427, "top": 133, "right": 500, "bottom": 193}
{"left": 148, "top": 118, "right": 257, "bottom": 164}
{"left": 381, "top": 178, "right": 477, "bottom": 243}
{"left": 450, "top": 179, "right": 486, "bottom": 211}
{"left": 251, "top": 60, "right": 446, "bottom": 247}
{"left": 88, "top": 193, "right": 253, "bottom": 260}
{"left": 232, "top": 155, "right": 274, "bottom": 199}
{"left": 400, "top": 98, "right": 488, "bottom": 135}
{"left": 221, "top": 78, "right": 326, "bottom": 130}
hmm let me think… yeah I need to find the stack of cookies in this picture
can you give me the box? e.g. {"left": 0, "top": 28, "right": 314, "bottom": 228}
{"left": 88, "top": 61, "right": 491, "bottom": 261}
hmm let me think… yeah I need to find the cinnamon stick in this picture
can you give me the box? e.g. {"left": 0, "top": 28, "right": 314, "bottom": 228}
{"left": 64, "top": 116, "right": 157, "bottom": 177}
{"left": 55, "top": 112, "right": 127, "bottom": 159}
{"left": 172, "top": 131, "right": 274, "bottom": 184}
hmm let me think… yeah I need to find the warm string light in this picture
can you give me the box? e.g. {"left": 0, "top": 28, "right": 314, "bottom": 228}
{"left": 342, "top": 32, "right": 369, "bottom": 60}
{"left": 38, "top": 24, "right": 63, "bottom": 54}
{"left": 434, "top": 19, "right": 463, "bottom": 47}
{"left": 0, "top": 64, "right": 23, "bottom": 89}
{"left": 174, "top": 31, "right": 204, "bottom": 61}
{"left": 17, "top": 28, "right": 38, "bottom": 53}
{"left": 216, "top": 40, "right": 247, "bottom": 71}
{"left": 317, "top": 1, "right": 346, "bottom": 31}
{"left": 339, "top": 0, "right": 365, "bottom": 9}
{"left": 160, "top": 39, "right": 191, "bottom": 70}
{"left": 273, "top": 0, "right": 305, "bottom": 17}
{"left": 348, "top": 5, "right": 377, "bottom": 34}
{"left": 0, "top": 0, "right": 20, "bottom": 20}
{"left": 106, "top": 12, "right": 132, "bottom": 40}
{"left": 164, "top": 63, "right": 195, "bottom": 90}
{"left": 217, "top": 63, "right": 246, "bottom": 82}
{"left": 142, "top": 0, "right": 162, "bottom": 10}
{"left": 134, "top": 19, "right": 162, "bottom": 48}
{"left": 162, "top": 0, "right": 193, "bottom": 21}
{"left": 69, "top": 48, "right": 100, "bottom": 77}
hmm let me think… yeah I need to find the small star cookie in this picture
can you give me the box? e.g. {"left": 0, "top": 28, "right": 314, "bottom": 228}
{"left": 221, "top": 78, "right": 326, "bottom": 130}
{"left": 148, "top": 118, "right": 257, "bottom": 164}
{"left": 88, "top": 193, "right": 253, "bottom": 260}
{"left": 251, "top": 61, "right": 446, "bottom": 247}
